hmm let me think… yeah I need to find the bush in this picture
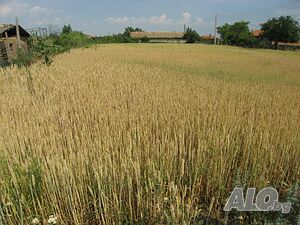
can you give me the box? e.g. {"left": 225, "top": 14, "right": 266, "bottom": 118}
{"left": 12, "top": 38, "right": 64, "bottom": 67}
{"left": 140, "top": 36, "right": 149, "bottom": 43}
{"left": 97, "top": 27, "right": 144, "bottom": 44}
{"left": 97, "top": 34, "right": 124, "bottom": 43}
{"left": 184, "top": 27, "right": 201, "bottom": 43}
{"left": 11, "top": 24, "right": 97, "bottom": 68}
{"left": 55, "top": 31, "right": 93, "bottom": 49}
{"left": 33, "top": 38, "right": 66, "bottom": 66}
{"left": 254, "top": 39, "right": 273, "bottom": 49}
{"left": 12, "top": 49, "right": 35, "bottom": 68}
{"left": 0, "top": 60, "right": 10, "bottom": 68}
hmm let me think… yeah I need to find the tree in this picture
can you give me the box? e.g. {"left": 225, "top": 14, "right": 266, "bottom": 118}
{"left": 123, "top": 27, "right": 143, "bottom": 37}
{"left": 184, "top": 27, "right": 200, "bottom": 43}
{"left": 121, "top": 27, "right": 143, "bottom": 43}
{"left": 56, "top": 31, "right": 91, "bottom": 49}
{"left": 261, "top": 16, "right": 300, "bottom": 49}
{"left": 62, "top": 24, "right": 72, "bottom": 34}
{"left": 217, "top": 21, "right": 255, "bottom": 47}
{"left": 217, "top": 23, "right": 232, "bottom": 44}
{"left": 140, "top": 36, "right": 149, "bottom": 43}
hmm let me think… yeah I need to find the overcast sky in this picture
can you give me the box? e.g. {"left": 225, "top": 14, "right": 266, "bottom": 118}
{"left": 1, "top": 0, "right": 299, "bottom": 36}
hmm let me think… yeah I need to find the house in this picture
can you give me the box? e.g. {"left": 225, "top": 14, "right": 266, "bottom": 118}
{"left": 130, "top": 31, "right": 185, "bottom": 43}
{"left": 201, "top": 34, "right": 216, "bottom": 44}
{"left": 0, "top": 24, "right": 31, "bottom": 64}
{"left": 201, "top": 34, "right": 215, "bottom": 41}
{"left": 276, "top": 41, "right": 300, "bottom": 51}
{"left": 251, "top": 29, "right": 300, "bottom": 50}
{"left": 252, "top": 30, "right": 263, "bottom": 38}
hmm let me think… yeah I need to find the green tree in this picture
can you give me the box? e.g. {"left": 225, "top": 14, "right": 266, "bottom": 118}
{"left": 217, "top": 23, "right": 232, "bottom": 44}
{"left": 62, "top": 24, "right": 72, "bottom": 34}
{"left": 123, "top": 27, "right": 143, "bottom": 36}
{"left": 122, "top": 27, "right": 143, "bottom": 42}
{"left": 261, "top": 16, "right": 300, "bottom": 49}
{"left": 140, "top": 36, "right": 149, "bottom": 43}
{"left": 55, "top": 31, "right": 91, "bottom": 49}
{"left": 33, "top": 38, "right": 65, "bottom": 66}
{"left": 184, "top": 27, "right": 200, "bottom": 43}
{"left": 217, "top": 21, "right": 255, "bottom": 47}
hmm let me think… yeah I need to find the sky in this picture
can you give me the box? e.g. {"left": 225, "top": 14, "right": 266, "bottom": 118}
{"left": 0, "top": 0, "right": 300, "bottom": 36}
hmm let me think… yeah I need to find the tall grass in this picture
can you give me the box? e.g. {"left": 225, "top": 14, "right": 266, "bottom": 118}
{"left": 0, "top": 44, "right": 299, "bottom": 224}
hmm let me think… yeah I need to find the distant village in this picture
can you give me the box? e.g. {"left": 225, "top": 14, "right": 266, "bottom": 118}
{"left": 1, "top": 16, "right": 300, "bottom": 66}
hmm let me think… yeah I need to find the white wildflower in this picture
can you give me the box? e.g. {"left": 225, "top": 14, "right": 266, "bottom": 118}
{"left": 164, "top": 197, "right": 169, "bottom": 201}
{"left": 47, "top": 215, "right": 58, "bottom": 224}
{"left": 31, "top": 218, "right": 39, "bottom": 225}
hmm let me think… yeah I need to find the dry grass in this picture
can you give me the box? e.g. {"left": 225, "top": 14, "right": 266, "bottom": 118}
{"left": 0, "top": 44, "right": 300, "bottom": 224}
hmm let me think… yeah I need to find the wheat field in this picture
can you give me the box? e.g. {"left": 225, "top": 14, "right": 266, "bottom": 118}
{"left": 0, "top": 44, "right": 300, "bottom": 224}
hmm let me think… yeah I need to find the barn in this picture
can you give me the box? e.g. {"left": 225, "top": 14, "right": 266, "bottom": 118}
{"left": 130, "top": 31, "right": 185, "bottom": 43}
{"left": 0, "top": 24, "right": 31, "bottom": 65}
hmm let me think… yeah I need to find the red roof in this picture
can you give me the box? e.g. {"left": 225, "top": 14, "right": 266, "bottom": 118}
{"left": 252, "top": 30, "right": 263, "bottom": 37}
{"left": 201, "top": 34, "right": 215, "bottom": 40}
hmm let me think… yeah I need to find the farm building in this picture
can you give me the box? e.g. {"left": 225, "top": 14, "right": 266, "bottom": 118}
{"left": 276, "top": 41, "right": 300, "bottom": 51}
{"left": 251, "top": 30, "right": 300, "bottom": 50}
{"left": 0, "top": 24, "right": 31, "bottom": 64}
{"left": 202, "top": 34, "right": 215, "bottom": 40}
{"left": 201, "top": 34, "right": 217, "bottom": 44}
{"left": 252, "top": 29, "right": 264, "bottom": 38}
{"left": 130, "top": 32, "right": 185, "bottom": 43}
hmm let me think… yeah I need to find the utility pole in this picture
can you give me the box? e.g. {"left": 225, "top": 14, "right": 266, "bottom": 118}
{"left": 214, "top": 14, "right": 217, "bottom": 45}
{"left": 15, "top": 17, "right": 21, "bottom": 49}
{"left": 184, "top": 24, "right": 186, "bottom": 33}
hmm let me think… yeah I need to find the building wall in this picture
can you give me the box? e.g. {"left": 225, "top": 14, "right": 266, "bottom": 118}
{"left": 278, "top": 44, "right": 300, "bottom": 51}
{"left": 0, "top": 41, "right": 8, "bottom": 65}
{"left": 148, "top": 39, "right": 185, "bottom": 43}
{"left": 0, "top": 37, "right": 29, "bottom": 63}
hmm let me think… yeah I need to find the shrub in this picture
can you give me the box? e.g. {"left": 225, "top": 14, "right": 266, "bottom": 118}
{"left": 55, "top": 31, "right": 92, "bottom": 49}
{"left": 254, "top": 39, "right": 273, "bottom": 49}
{"left": 184, "top": 27, "right": 201, "bottom": 43}
{"left": 0, "top": 60, "right": 10, "bottom": 68}
{"left": 12, "top": 38, "right": 64, "bottom": 67}
{"left": 97, "top": 27, "right": 143, "bottom": 44}
{"left": 11, "top": 25, "right": 96, "bottom": 68}
{"left": 36, "top": 37, "right": 70, "bottom": 65}
{"left": 140, "top": 36, "right": 149, "bottom": 43}
{"left": 12, "top": 49, "right": 35, "bottom": 68}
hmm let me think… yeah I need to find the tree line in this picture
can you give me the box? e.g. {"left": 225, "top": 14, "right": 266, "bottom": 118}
{"left": 175, "top": 15, "right": 300, "bottom": 49}
{"left": 217, "top": 16, "right": 300, "bottom": 49}
{"left": 6, "top": 15, "right": 300, "bottom": 68}
{"left": 97, "top": 15, "right": 300, "bottom": 50}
